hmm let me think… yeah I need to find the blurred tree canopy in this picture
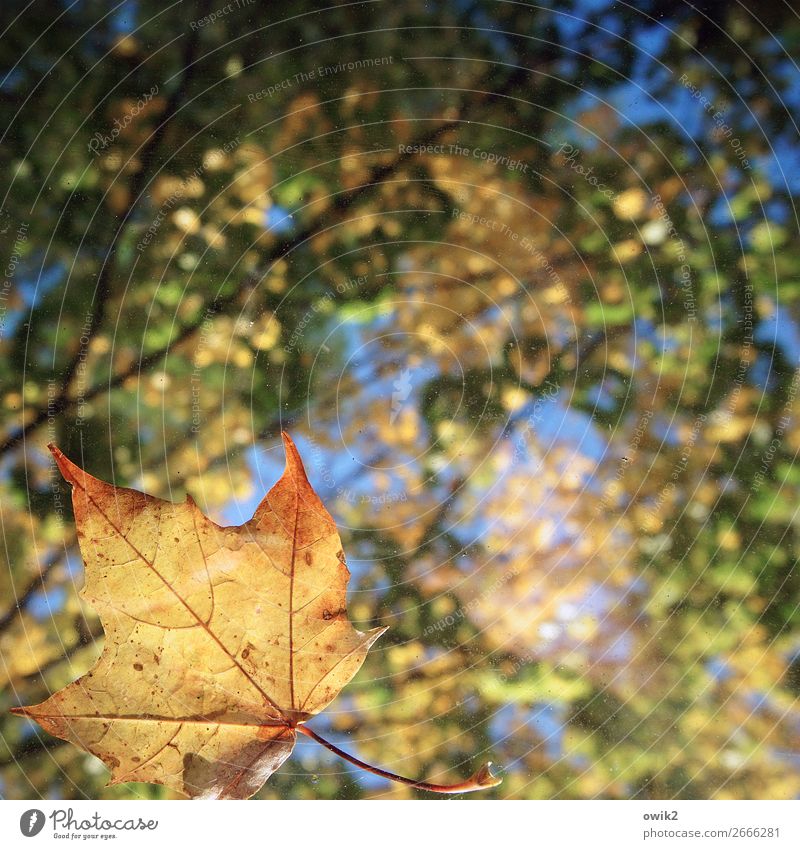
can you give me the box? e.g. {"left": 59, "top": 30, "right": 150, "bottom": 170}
{"left": 1, "top": 0, "right": 800, "bottom": 799}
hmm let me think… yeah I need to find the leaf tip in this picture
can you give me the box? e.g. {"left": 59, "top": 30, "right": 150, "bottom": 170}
{"left": 10, "top": 705, "right": 38, "bottom": 723}
{"left": 365, "top": 624, "right": 389, "bottom": 646}
{"left": 280, "top": 432, "right": 308, "bottom": 481}
{"left": 48, "top": 443, "right": 79, "bottom": 485}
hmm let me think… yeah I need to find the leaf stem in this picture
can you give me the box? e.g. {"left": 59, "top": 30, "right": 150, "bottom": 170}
{"left": 296, "top": 724, "right": 501, "bottom": 794}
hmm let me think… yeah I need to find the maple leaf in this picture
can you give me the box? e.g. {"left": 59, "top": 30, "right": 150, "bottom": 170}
{"left": 12, "top": 434, "right": 501, "bottom": 798}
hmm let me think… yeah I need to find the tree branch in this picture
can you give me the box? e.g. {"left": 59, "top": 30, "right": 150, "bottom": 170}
{"left": 0, "top": 61, "right": 533, "bottom": 458}
{"left": 0, "top": 735, "right": 65, "bottom": 771}
{"left": 0, "top": 547, "right": 71, "bottom": 637}
{"left": 0, "top": 2, "right": 212, "bottom": 458}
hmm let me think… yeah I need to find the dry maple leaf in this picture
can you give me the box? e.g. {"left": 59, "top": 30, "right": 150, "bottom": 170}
{"left": 12, "top": 434, "right": 501, "bottom": 798}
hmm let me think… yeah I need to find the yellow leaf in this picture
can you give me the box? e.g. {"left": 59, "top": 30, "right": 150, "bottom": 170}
{"left": 14, "top": 435, "right": 385, "bottom": 799}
